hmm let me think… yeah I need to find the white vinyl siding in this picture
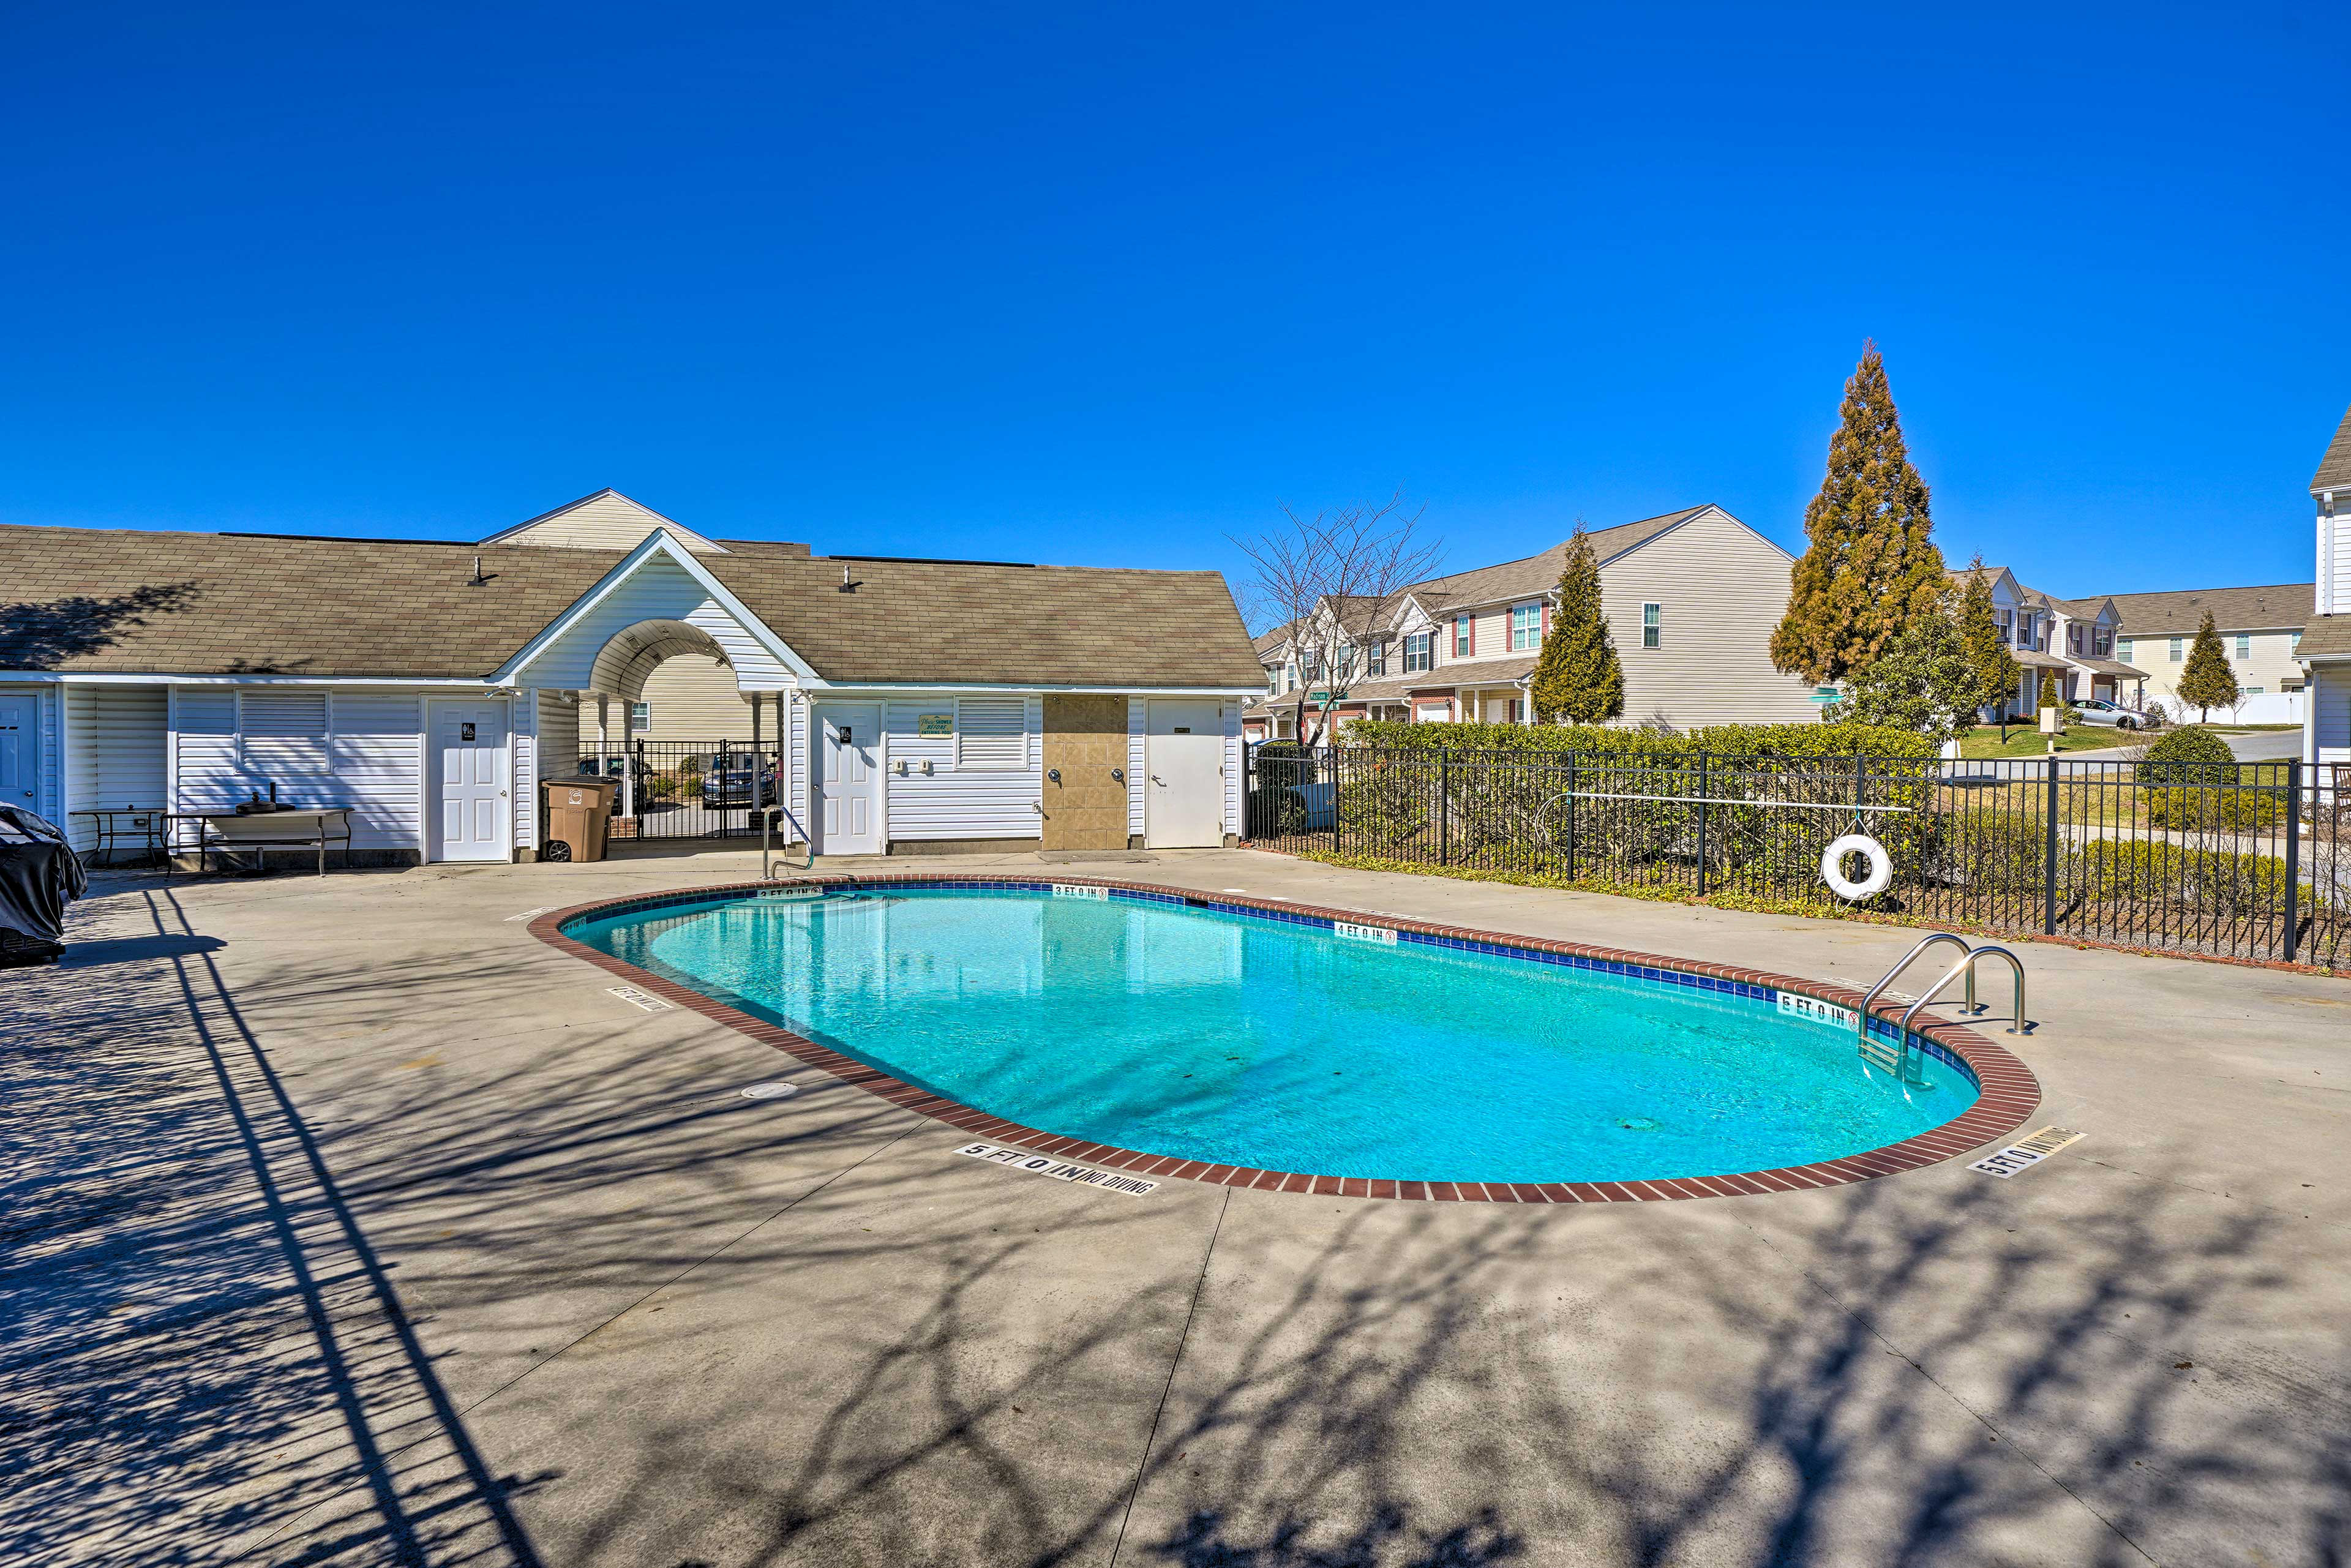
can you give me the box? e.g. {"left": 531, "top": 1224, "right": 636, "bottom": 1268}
{"left": 955, "top": 697, "right": 1028, "bottom": 770}
{"left": 1128, "top": 699, "right": 1148, "bottom": 838}
{"left": 1223, "top": 699, "right": 1242, "bottom": 838}
{"left": 882, "top": 695, "right": 1043, "bottom": 842}
{"left": 517, "top": 552, "right": 794, "bottom": 694}
{"left": 61, "top": 685, "right": 168, "bottom": 852}
{"left": 239, "top": 691, "right": 332, "bottom": 774}
{"left": 171, "top": 687, "right": 430, "bottom": 855}
{"left": 536, "top": 694, "right": 580, "bottom": 779}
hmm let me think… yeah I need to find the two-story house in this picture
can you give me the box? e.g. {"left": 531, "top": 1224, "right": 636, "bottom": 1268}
{"left": 1950, "top": 566, "right": 2144, "bottom": 716}
{"left": 2297, "top": 401, "right": 2351, "bottom": 787}
{"left": 1244, "top": 503, "right": 1822, "bottom": 737}
{"left": 2099, "top": 583, "right": 2314, "bottom": 718}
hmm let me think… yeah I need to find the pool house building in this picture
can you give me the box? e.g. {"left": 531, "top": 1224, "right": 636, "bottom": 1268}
{"left": 0, "top": 490, "right": 1265, "bottom": 863}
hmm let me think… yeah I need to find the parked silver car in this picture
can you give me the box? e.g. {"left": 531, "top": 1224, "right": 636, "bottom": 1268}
{"left": 2071, "top": 697, "right": 2148, "bottom": 730}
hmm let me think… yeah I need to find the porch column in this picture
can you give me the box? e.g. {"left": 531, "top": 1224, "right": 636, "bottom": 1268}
{"left": 749, "top": 688, "right": 762, "bottom": 816}
{"left": 596, "top": 694, "right": 609, "bottom": 768}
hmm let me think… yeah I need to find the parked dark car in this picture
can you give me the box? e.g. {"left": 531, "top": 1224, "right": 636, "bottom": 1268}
{"left": 578, "top": 756, "right": 628, "bottom": 778}
{"left": 699, "top": 751, "right": 777, "bottom": 808}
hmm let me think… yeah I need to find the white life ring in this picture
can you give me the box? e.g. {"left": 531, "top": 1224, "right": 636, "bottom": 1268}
{"left": 1821, "top": 833, "right": 1892, "bottom": 900}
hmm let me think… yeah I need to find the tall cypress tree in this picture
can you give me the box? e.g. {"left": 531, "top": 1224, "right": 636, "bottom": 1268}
{"left": 1772, "top": 342, "right": 1949, "bottom": 685}
{"left": 2177, "top": 610, "right": 2240, "bottom": 721}
{"left": 1955, "top": 555, "right": 2021, "bottom": 741}
{"left": 1528, "top": 524, "right": 1623, "bottom": 724}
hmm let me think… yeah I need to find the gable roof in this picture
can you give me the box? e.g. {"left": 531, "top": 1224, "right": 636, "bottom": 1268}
{"left": 479, "top": 488, "right": 738, "bottom": 555}
{"left": 2312, "top": 402, "right": 2351, "bottom": 493}
{"left": 1251, "top": 624, "right": 1295, "bottom": 658}
{"left": 1403, "top": 506, "right": 1721, "bottom": 612}
{"left": 2099, "top": 582, "right": 2314, "bottom": 636}
{"left": 0, "top": 523, "right": 1263, "bottom": 688}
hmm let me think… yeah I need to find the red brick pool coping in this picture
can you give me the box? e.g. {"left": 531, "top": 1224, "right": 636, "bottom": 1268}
{"left": 529, "top": 874, "right": 2042, "bottom": 1203}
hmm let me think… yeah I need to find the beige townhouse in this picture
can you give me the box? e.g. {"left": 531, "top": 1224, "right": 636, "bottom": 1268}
{"left": 1242, "top": 504, "right": 1823, "bottom": 739}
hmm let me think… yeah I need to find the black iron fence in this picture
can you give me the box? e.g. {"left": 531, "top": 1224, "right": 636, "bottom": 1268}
{"left": 570, "top": 738, "right": 781, "bottom": 840}
{"left": 1244, "top": 743, "right": 2350, "bottom": 969}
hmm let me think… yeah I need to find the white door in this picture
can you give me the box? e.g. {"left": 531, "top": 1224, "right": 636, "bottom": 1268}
{"left": 1146, "top": 699, "right": 1225, "bottom": 849}
{"left": 0, "top": 694, "right": 36, "bottom": 817}
{"left": 815, "top": 704, "right": 882, "bottom": 855}
{"left": 430, "top": 700, "right": 509, "bottom": 862}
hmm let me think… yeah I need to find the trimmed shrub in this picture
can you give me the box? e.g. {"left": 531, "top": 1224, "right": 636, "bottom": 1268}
{"left": 2138, "top": 724, "right": 2233, "bottom": 781}
{"left": 1922, "top": 809, "right": 2046, "bottom": 897}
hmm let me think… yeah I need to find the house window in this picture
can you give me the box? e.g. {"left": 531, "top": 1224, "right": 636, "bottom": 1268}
{"left": 2069, "top": 625, "right": 2082, "bottom": 653}
{"left": 240, "top": 691, "right": 332, "bottom": 775}
{"left": 955, "top": 697, "right": 1027, "bottom": 770}
{"left": 2094, "top": 628, "right": 2112, "bottom": 656}
{"left": 1641, "top": 603, "right": 1660, "bottom": 649}
{"left": 1266, "top": 669, "right": 1281, "bottom": 696}
{"left": 629, "top": 701, "right": 650, "bottom": 727}
{"left": 1365, "top": 637, "right": 1387, "bottom": 677}
{"left": 2242, "top": 686, "right": 2263, "bottom": 696}
{"left": 2235, "top": 634, "right": 2250, "bottom": 659}
{"left": 1510, "top": 602, "right": 1540, "bottom": 651}
{"left": 1403, "top": 632, "right": 1433, "bottom": 673}
{"left": 2117, "top": 638, "right": 2133, "bottom": 662}
{"left": 1454, "top": 614, "right": 1475, "bottom": 657}
{"left": 2169, "top": 638, "right": 2183, "bottom": 662}
{"left": 1998, "top": 608, "right": 2012, "bottom": 640}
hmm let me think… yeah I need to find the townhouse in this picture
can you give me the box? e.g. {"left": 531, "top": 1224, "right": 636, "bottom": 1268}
{"left": 2099, "top": 583, "right": 2313, "bottom": 719}
{"left": 1242, "top": 504, "right": 1823, "bottom": 740}
{"left": 2297, "top": 401, "right": 2351, "bottom": 783}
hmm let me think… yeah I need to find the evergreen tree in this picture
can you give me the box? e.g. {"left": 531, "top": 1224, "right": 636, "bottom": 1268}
{"left": 1528, "top": 524, "right": 1624, "bottom": 724}
{"left": 1772, "top": 342, "right": 1949, "bottom": 684}
{"left": 1822, "top": 598, "right": 1978, "bottom": 745}
{"left": 2034, "top": 667, "right": 2077, "bottom": 727}
{"left": 1955, "top": 555, "right": 2021, "bottom": 741}
{"left": 2177, "top": 610, "right": 2240, "bottom": 721}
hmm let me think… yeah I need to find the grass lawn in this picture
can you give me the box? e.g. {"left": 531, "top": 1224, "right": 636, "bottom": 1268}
{"left": 1956, "top": 725, "right": 2134, "bottom": 759}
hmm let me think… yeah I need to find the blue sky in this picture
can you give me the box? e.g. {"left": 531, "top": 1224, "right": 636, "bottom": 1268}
{"left": 6, "top": 2, "right": 2345, "bottom": 613}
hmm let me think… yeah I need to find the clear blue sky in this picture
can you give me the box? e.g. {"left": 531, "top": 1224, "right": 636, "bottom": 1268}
{"left": 6, "top": 3, "right": 2345, "bottom": 608}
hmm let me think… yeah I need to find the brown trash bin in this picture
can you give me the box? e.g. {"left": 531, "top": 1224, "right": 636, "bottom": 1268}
{"left": 541, "top": 776, "right": 620, "bottom": 863}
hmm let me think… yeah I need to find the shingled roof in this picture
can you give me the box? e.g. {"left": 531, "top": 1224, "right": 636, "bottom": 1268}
{"left": 2312, "top": 402, "right": 2351, "bottom": 493}
{"left": 0, "top": 524, "right": 1264, "bottom": 688}
{"left": 2099, "top": 582, "right": 2314, "bottom": 636}
{"left": 1403, "top": 507, "right": 1716, "bottom": 612}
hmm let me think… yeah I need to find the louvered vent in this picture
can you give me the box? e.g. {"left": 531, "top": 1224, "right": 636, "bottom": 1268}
{"left": 241, "top": 692, "right": 332, "bottom": 774}
{"left": 956, "top": 698, "right": 1027, "bottom": 771}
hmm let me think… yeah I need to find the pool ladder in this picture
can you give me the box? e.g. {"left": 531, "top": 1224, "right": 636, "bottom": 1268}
{"left": 1856, "top": 933, "right": 2029, "bottom": 1081}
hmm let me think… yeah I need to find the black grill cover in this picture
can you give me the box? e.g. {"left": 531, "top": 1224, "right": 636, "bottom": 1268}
{"left": 0, "top": 806, "right": 86, "bottom": 949}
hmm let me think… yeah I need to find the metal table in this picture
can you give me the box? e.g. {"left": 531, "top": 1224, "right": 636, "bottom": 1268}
{"left": 70, "top": 808, "right": 171, "bottom": 869}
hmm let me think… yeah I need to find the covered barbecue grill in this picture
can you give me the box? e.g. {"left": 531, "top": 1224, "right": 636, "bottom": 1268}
{"left": 0, "top": 806, "right": 86, "bottom": 966}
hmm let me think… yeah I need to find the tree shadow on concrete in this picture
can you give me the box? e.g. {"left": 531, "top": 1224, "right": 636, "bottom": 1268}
{"left": 9, "top": 876, "right": 2350, "bottom": 1568}
{"left": 0, "top": 582, "right": 195, "bottom": 668}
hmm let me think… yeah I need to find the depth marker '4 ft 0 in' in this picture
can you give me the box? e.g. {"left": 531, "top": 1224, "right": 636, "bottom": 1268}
{"left": 958, "top": 1142, "right": 1158, "bottom": 1196}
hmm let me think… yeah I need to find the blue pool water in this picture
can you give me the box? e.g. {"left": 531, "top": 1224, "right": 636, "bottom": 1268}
{"left": 567, "top": 886, "right": 1977, "bottom": 1185}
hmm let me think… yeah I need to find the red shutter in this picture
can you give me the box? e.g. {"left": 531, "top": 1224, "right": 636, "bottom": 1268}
{"left": 1540, "top": 601, "right": 1551, "bottom": 637}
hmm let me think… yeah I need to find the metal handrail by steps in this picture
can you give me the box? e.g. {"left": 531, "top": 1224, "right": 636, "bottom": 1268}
{"left": 1857, "top": 934, "right": 2030, "bottom": 1081}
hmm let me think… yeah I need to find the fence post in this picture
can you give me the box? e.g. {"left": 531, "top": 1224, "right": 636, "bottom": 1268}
{"left": 2044, "top": 753, "right": 2060, "bottom": 936}
{"left": 1695, "top": 750, "right": 1709, "bottom": 898}
{"left": 2284, "top": 758, "right": 2302, "bottom": 964}
{"left": 1439, "top": 748, "right": 1452, "bottom": 867}
{"left": 1329, "top": 741, "right": 1341, "bottom": 853}
{"left": 1564, "top": 754, "right": 1577, "bottom": 880}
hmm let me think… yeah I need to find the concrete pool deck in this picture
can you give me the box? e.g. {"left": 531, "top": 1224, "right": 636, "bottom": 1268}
{"left": 9, "top": 847, "right": 2349, "bottom": 1566}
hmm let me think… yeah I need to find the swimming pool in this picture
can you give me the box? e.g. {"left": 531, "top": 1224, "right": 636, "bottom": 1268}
{"left": 550, "top": 878, "right": 2036, "bottom": 1198}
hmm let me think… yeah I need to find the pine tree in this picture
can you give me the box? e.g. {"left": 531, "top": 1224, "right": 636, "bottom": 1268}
{"left": 2177, "top": 610, "right": 2240, "bottom": 721}
{"left": 2036, "top": 667, "right": 2068, "bottom": 724}
{"left": 1772, "top": 342, "right": 1949, "bottom": 684}
{"left": 1955, "top": 555, "right": 2020, "bottom": 741}
{"left": 1528, "top": 524, "right": 1624, "bottom": 724}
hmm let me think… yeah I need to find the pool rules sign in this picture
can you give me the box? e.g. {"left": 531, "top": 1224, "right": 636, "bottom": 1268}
{"left": 958, "top": 1142, "right": 1159, "bottom": 1196}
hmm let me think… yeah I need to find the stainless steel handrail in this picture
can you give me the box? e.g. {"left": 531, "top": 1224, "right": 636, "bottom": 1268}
{"left": 762, "top": 801, "right": 814, "bottom": 876}
{"left": 1858, "top": 932, "right": 1975, "bottom": 1053}
{"left": 1965, "top": 944, "right": 2028, "bottom": 1036}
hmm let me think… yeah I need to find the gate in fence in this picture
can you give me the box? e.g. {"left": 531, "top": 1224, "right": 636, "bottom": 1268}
{"left": 571, "top": 738, "right": 784, "bottom": 841}
{"left": 1242, "top": 741, "right": 2349, "bottom": 969}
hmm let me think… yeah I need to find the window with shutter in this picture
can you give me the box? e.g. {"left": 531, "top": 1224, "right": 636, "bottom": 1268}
{"left": 956, "top": 697, "right": 1027, "bottom": 770}
{"left": 241, "top": 691, "right": 332, "bottom": 773}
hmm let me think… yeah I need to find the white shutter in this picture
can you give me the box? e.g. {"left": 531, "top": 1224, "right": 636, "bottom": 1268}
{"left": 956, "top": 697, "right": 1027, "bottom": 771}
{"left": 241, "top": 691, "right": 332, "bottom": 774}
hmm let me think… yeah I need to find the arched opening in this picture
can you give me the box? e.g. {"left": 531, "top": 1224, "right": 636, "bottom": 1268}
{"left": 565, "top": 620, "right": 790, "bottom": 842}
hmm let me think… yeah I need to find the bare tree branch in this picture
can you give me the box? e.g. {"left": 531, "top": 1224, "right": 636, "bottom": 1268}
{"left": 1228, "top": 492, "right": 1444, "bottom": 744}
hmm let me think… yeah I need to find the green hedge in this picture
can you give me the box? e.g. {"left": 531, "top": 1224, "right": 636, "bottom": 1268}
{"left": 1336, "top": 719, "right": 1938, "bottom": 763}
